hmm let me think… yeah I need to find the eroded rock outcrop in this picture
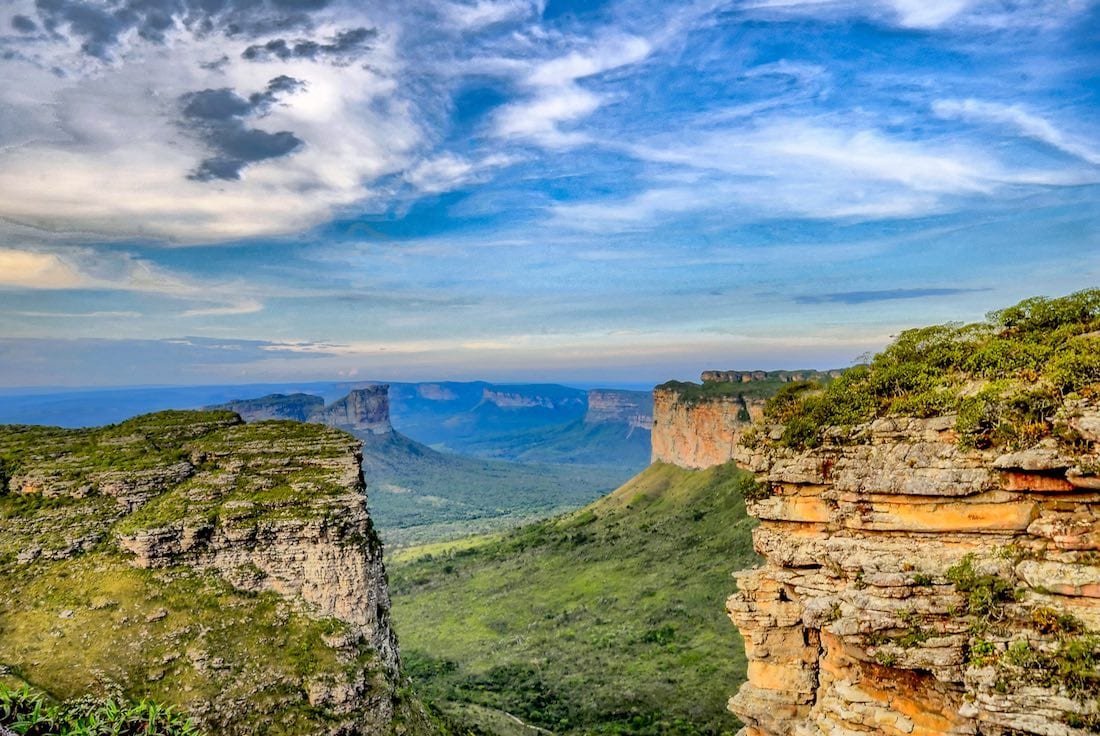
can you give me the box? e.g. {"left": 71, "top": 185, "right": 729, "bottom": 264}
{"left": 652, "top": 387, "right": 763, "bottom": 469}
{"left": 309, "top": 385, "right": 393, "bottom": 435}
{"left": 726, "top": 405, "right": 1100, "bottom": 736}
{"left": 0, "top": 410, "right": 430, "bottom": 735}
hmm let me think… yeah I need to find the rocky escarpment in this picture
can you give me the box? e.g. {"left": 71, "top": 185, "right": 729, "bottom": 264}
{"left": 214, "top": 387, "right": 394, "bottom": 435}
{"left": 585, "top": 389, "right": 653, "bottom": 434}
{"left": 311, "top": 386, "right": 393, "bottom": 435}
{"left": 702, "top": 369, "right": 842, "bottom": 384}
{"left": 0, "top": 411, "right": 432, "bottom": 735}
{"left": 209, "top": 393, "right": 324, "bottom": 422}
{"left": 726, "top": 404, "right": 1100, "bottom": 736}
{"left": 652, "top": 384, "right": 763, "bottom": 469}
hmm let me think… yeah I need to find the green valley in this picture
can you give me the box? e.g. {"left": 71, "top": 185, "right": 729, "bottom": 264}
{"left": 388, "top": 462, "right": 760, "bottom": 736}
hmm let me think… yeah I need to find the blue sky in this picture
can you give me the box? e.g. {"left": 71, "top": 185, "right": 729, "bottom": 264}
{"left": 0, "top": 0, "right": 1097, "bottom": 387}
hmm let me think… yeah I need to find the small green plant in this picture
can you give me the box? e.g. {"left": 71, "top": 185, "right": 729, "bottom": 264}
{"left": 0, "top": 683, "right": 201, "bottom": 735}
{"left": 969, "top": 638, "right": 997, "bottom": 666}
{"left": 897, "top": 608, "right": 931, "bottom": 648}
{"left": 945, "top": 554, "right": 1021, "bottom": 631}
{"left": 911, "top": 573, "right": 933, "bottom": 586}
{"left": 735, "top": 474, "right": 770, "bottom": 501}
{"left": 874, "top": 650, "right": 898, "bottom": 667}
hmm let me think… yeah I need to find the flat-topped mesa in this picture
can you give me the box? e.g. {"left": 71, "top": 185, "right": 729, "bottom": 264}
{"left": 211, "top": 393, "right": 324, "bottom": 422}
{"left": 652, "top": 382, "right": 763, "bottom": 469}
{"left": 0, "top": 411, "right": 429, "bottom": 734}
{"left": 726, "top": 407, "right": 1100, "bottom": 736}
{"left": 585, "top": 389, "right": 654, "bottom": 431}
{"left": 310, "top": 385, "right": 393, "bottom": 435}
{"left": 702, "top": 369, "right": 842, "bottom": 384}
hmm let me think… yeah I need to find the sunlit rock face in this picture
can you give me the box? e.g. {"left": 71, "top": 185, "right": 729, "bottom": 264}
{"left": 726, "top": 404, "right": 1100, "bottom": 736}
{"left": 0, "top": 411, "right": 431, "bottom": 735}
{"left": 651, "top": 388, "right": 762, "bottom": 469}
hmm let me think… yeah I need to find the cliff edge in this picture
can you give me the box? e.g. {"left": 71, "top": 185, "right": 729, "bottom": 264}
{"left": 0, "top": 410, "right": 433, "bottom": 735}
{"left": 722, "top": 291, "right": 1100, "bottom": 736}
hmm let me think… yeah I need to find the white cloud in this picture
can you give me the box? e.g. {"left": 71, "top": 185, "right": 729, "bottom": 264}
{"left": 886, "top": 0, "right": 972, "bottom": 28}
{"left": 445, "top": 0, "right": 544, "bottom": 29}
{"left": 0, "top": 14, "right": 420, "bottom": 243}
{"left": 403, "top": 153, "right": 516, "bottom": 193}
{"left": 933, "top": 98, "right": 1100, "bottom": 166}
{"left": 555, "top": 118, "right": 1096, "bottom": 228}
{"left": 492, "top": 34, "right": 651, "bottom": 148}
{"left": 0, "top": 249, "right": 87, "bottom": 289}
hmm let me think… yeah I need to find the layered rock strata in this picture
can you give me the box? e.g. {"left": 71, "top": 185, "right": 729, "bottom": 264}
{"left": 310, "top": 386, "right": 393, "bottom": 435}
{"left": 0, "top": 411, "right": 425, "bottom": 735}
{"left": 652, "top": 387, "right": 763, "bottom": 469}
{"left": 726, "top": 404, "right": 1100, "bottom": 736}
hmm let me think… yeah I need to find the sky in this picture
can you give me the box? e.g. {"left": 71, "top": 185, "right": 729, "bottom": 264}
{"left": 0, "top": 0, "right": 1098, "bottom": 388}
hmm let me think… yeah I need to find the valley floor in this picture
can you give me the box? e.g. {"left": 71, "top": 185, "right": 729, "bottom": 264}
{"left": 388, "top": 462, "right": 760, "bottom": 736}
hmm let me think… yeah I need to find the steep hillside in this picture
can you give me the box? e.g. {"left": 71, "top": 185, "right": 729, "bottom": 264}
{"left": 386, "top": 383, "right": 588, "bottom": 451}
{"left": 389, "top": 462, "right": 759, "bottom": 736}
{"left": 723, "top": 290, "right": 1100, "bottom": 736}
{"left": 355, "top": 429, "right": 627, "bottom": 547}
{"left": 211, "top": 388, "right": 629, "bottom": 546}
{"left": 0, "top": 411, "right": 436, "bottom": 736}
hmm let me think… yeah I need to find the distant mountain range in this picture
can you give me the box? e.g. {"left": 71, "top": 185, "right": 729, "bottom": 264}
{"left": 206, "top": 385, "right": 645, "bottom": 546}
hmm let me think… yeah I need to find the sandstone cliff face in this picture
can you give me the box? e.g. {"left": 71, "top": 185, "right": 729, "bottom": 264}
{"left": 585, "top": 389, "right": 653, "bottom": 433}
{"left": 726, "top": 404, "right": 1100, "bottom": 736}
{"left": 310, "top": 385, "right": 393, "bottom": 435}
{"left": 0, "top": 411, "right": 427, "bottom": 735}
{"left": 651, "top": 388, "right": 763, "bottom": 469}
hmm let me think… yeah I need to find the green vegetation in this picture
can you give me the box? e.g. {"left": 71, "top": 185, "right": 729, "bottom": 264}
{"left": 761, "top": 290, "right": 1100, "bottom": 449}
{"left": 0, "top": 682, "right": 198, "bottom": 735}
{"left": 944, "top": 554, "right": 1021, "bottom": 632}
{"left": 358, "top": 431, "right": 630, "bottom": 547}
{"left": 389, "top": 462, "right": 760, "bottom": 736}
{"left": 0, "top": 411, "right": 426, "bottom": 736}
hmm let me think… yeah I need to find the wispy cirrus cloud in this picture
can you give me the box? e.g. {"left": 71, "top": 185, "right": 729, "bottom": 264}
{"left": 933, "top": 98, "right": 1100, "bottom": 166}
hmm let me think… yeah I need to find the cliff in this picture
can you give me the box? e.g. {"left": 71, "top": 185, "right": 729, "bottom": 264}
{"left": 727, "top": 407, "right": 1100, "bottom": 736}
{"left": 652, "top": 386, "right": 763, "bottom": 469}
{"left": 212, "top": 387, "right": 394, "bottom": 435}
{"left": 310, "top": 386, "right": 393, "bottom": 435}
{"left": 0, "top": 410, "right": 433, "bottom": 735}
{"left": 717, "top": 291, "right": 1100, "bottom": 736}
{"left": 584, "top": 389, "right": 653, "bottom": 433}
{"left": 210, "top": 392, "right": 324, "bottom": 422}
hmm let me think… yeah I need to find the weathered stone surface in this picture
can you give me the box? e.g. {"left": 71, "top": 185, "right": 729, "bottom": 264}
{"left": 703, "top": 406, "right": 1100, "bottom": 736}
{"left": 309, "top": 386, "right": 393, "bottom": 435}
{"left": 652, "top": 388, "right": 763, "bottom": 469}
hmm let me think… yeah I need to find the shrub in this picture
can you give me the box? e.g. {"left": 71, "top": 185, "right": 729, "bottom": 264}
{"left": 945, "top": 554, "right": 1021, "bottom": 630}
{"left": 763, "top": 290, "right": 1100, "bottom": 450}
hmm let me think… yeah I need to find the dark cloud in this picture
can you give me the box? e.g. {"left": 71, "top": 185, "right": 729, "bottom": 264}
{"left": 241, "top": 26, "right": 376, "bottom": 63}
{"left": 11, "top": 15, "right": 38, "bottom": 33}
{"left": 794, "top": 288, "right": 989, "bottom": 305}
{"left": 180, "top": 76, "right": 306, "bottom": 181}
{"left": 30, "top": 0, "right": 335, "bottom": 60}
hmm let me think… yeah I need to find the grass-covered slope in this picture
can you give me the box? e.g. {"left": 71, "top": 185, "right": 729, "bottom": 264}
{"left": 0, "top": 411, "right": 431, "bottom": 736}
{"left": 761, "top": 289, "right": 1100, "bottom": 450}
{"left": 358, "top": 430, "right": 630, "bottom": 547}
{"left": 388, "top": 462, "right": 760, "bottom": 736}
{"left": 454, "top": 418, "right": 652, "bottom": 471}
